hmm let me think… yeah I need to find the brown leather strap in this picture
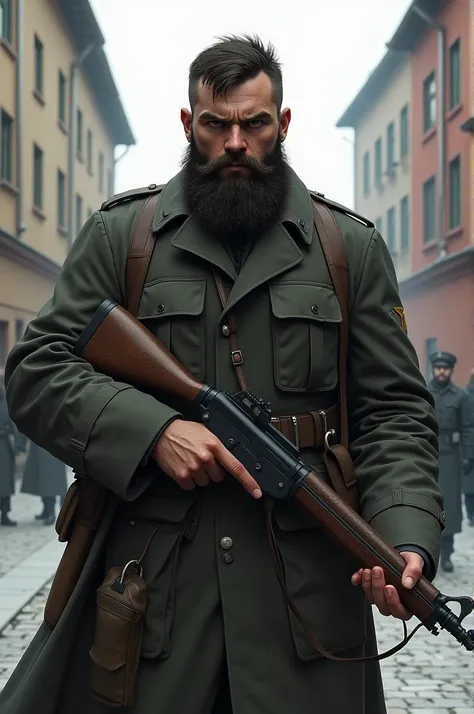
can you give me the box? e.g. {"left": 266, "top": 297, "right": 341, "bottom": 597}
{"left": 126, "top": 191, "right": 162, "bottom": 316}
{"left": 270, "top": 407, "right": 338, "bottom": 450}
{"left": 213, "top": 269, "right": 248, "bottom": 391}
{"left": 311, "top": 200, "right": 349, "bottom": 449}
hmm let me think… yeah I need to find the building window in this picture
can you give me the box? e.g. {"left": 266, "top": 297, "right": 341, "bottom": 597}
{"left": 34, "top": 34, "right": 44, "bottom": 97}
{"left": 386, "top": 207, "right": 396, "bottom": 254}
{"left": 375, "top": 216, "right": 383, "bottom": 234}
{"left": 374, "top": 138, "right": 382, "bottom": 186}
{"left": 423, "top": 176, "right": 436, "bottom": 243}
{"left": 0, "top": 320, "right": 7, "bottom": 366}
{"left": 33, "top": 143, "right": 43, "bottom": 209}
{"left": 448, "top": 154, "right": 461, "bottom": 229}
{"left": 107, "top": 168, "right": 113, "bottom": 197}
{"left": 386, "top": 122, "right": 395, "bottom": 174}
{"left": 76, "top": 109, "right": 83, "bottom": 158}
{"left": 98, "top": 152, "right": 104, "bottom": 192}
{"left": 449, "top": 39, "right": 460, "bottom": 110}
{"left": 1, "top": 110, "right": 13, "bottom": 182}
{"left": 58, "top": 71, "right": 66, "bottom": 124}
{"left": 425, "top": 337, "right": 438, "bottom": 381}
{"left": 57, "top": 169, "right": 66, "bottom": 229}
{"left": 15, "top": 319, "right": 24, "bottom": 341}
{"left": 400, "top": 195, "right": 409, "bottom": 253}
{"left": 423, "top": 72, "right": 436, "bottom": 133}
{"left": 362, "top": 151, "right": 370, "bottom": 196}
{"left": 75, "top": 193, "right": 83, "bottom": 235}
{"left": 400, "top": 104, "right": 409, "bottom": 158}
{"left": 86, "top": 130, "right": 93, "bottom": 174}
{"left": 0, "top": 0, "right": 12, "bottom": 43}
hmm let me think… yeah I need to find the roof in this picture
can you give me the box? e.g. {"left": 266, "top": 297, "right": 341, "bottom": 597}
{"left": 57, "top": 0, "right": 135, "bottom": 146}
{"left": 336, "top": 0, "right": 445, "bottom": 128}
{"left": 336, "top": 51, "right": 407, "bottom": 128}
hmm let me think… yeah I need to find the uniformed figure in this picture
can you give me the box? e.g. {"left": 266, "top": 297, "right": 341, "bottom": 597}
{"left": 0, "top": 36, "right": 444, "bottom": 714}
{"left": 21, "top": 441, "right": 68, "bottom": 526}
{"left": 0, "top": 372, "right": 17, "bottom": 527}
{"left": 464, "top": 368, "right": 474, "bottom": 525}
{"left": 428, "top": 352, "right": 474, "bottom": 570}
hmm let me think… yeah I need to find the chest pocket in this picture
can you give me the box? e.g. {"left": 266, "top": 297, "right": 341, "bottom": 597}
{"left": 137, "top": 278, "right": 206, "bottom": 381}
{"left": 269, "top": 282, "right": 341, "bottom": 392}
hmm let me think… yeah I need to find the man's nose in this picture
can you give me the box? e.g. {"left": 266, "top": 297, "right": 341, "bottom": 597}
{"left": 224, "top": 125, "right": 247, "bottom": 153}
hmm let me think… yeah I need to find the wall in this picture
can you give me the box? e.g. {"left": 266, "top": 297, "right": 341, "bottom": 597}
{"left": 354, "top": 59, "right": 412, "bottom": 280}
{"left": 410, "top": 0, "right": 471, "bottom": 272}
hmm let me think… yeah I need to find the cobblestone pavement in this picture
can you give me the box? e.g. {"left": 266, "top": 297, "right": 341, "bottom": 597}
{"left": 1, "top": 514, "right": 473, "bottom": 710}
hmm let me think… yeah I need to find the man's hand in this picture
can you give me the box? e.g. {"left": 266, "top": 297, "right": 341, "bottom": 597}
{"left": 153, "top": 419, "right": 263, "bottom": 499}
{"left": 351, "top": 552, "right": 424, "bottom": 620}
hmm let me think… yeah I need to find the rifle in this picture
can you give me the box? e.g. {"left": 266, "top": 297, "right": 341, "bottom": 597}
{"left": 75, "top": 297, "right": 474, "bottom": 654}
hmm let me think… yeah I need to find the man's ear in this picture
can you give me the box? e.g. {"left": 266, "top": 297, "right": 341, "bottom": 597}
{"left": 181, "top": 108, "right": 193, "bottom": 142}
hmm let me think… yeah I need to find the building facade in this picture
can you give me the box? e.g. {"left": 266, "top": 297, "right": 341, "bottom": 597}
{"left": 0, "top": 0, "right": 134, "bottom": 366}
{"left": 337, "top": 0, "right": 474, "bottom": 384}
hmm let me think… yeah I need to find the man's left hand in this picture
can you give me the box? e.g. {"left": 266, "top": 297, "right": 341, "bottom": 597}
{"left": 351, "top": 552, "right": 424, "bottom": 620}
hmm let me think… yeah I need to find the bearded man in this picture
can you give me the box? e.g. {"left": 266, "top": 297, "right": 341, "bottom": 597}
{"left": 1, "top": 34, "right": 443, "bottom": 714}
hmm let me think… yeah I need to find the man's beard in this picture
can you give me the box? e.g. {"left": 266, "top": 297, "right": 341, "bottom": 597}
{"left": 181, "top": 135, "right": 290, "bottom": 245}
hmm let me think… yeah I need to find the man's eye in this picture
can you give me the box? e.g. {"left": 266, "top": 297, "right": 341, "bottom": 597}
{"left": 208, "top": 120, "right": 224, "bottom": 128}
{"left": 248, "top": 120, "right": 263, "bottom": 127}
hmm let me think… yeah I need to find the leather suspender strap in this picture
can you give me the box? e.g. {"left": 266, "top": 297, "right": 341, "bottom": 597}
{"left": 311, "top": 200, "right": 349, "bottom": 450}
{"left": 126, "top": 191, "right": 163, "bottom": 316}
{"left": 213, "top": 269, "right": 248, "bottom": 391}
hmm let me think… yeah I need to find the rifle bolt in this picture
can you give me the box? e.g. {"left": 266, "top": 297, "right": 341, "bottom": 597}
{"left": 255, "top": 462, "right": 262, "bottom": 471}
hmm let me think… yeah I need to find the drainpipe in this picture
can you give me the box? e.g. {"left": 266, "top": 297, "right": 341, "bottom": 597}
{"left": 67, "top": 42, "right": 101, "bottom": 249}
{"left": 413, "top": 4, "right": 447, "bottom": 259}
{"left": 15, "top": 0, "right": 25, "bottom": 237}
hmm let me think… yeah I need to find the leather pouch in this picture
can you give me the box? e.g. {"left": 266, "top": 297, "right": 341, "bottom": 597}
{"left": 89, "top": 562, "right": 147, "bottom": 708}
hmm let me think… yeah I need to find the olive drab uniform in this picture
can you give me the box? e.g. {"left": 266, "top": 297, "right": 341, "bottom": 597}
{"left": 428, "top": 351, "right": 474, "bottom": 571}
{"left": 0, "top": 168, "right": 444, "bottom": 714}
{"left": 464, "top": 374, "right": 474, "bottom": 525}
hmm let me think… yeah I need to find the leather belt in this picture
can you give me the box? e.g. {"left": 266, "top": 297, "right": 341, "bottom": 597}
{"left": 270, "top": 405, "right": 339, "bottom": 449}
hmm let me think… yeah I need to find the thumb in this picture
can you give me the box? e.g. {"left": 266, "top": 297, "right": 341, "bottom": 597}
{"left": 400, "top": 551, "right": 424, "bottom": 589}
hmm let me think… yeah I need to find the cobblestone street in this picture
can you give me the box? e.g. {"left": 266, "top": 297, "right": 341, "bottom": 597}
{"left": 0, "top": 498, "right": 473, "bottom": 711}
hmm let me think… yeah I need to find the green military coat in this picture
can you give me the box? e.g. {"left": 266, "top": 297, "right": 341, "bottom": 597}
{"left": 464, "top": 380, "right": 474, "bottom": 495}
{"left": 428, "top": 379, "right": 474, "bottom": 533}
{"left": 0, "top": 169, "right": 444, "bottom": 714}
{"left": 21, "top": 441, "right": 68, "bottom": 500}
{"left": 0, "top": 394, "right": 16, "bottom": 499}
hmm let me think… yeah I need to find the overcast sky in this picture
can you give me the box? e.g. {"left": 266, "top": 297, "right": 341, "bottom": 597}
{"left": 89, "top": 0, "right": 413, "bottom": 208}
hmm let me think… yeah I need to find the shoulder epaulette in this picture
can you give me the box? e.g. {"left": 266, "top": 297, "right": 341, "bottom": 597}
{"left": 100, "top": 183, "right": 164, "bottom": 211}
{"left": 309, "top": 190, "right": 375, "bottom": 229}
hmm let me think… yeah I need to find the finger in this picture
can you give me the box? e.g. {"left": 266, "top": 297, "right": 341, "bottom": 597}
{"left": 399, "top": 552, "right": 424, "bottom": 590}
{"left": 351, "top": 569, "right": 363, "bottom": 586}
{"left": 384, "top": 585, "right": 412, "bottom": 621}
{"left": 192, "top": 469, "right": 210, "bottom": 488}
{"left": 370, "top": 567, "right": 391, "bottom": 617}
{"left": 214, "top": 443, "right": 262, "bottom": 498}
{"left": 173, "top": 473, "right": 196, "bottom": 491}
{"left": 204, "top": 458, "right": 226, "bottom": 484}
{"left": 361, "top": 569, "right": 376, "bottom": 606}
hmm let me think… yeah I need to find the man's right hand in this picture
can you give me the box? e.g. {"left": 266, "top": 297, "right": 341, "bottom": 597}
{"left": 152, "top": 419, "right": 263, "bottom": 498}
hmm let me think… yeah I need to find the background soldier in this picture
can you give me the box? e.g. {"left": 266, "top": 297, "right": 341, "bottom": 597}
{"left": 21, "top": 441, "right": 68, "bottom": 526}
{"left": 0, "top": 371, "right": 17, "bottom": 527}
{"left": 428, "top": 352, "right": 474, "bottom": 571}
{"left": 464, "top": 368, "right": 474, "bottom": 525}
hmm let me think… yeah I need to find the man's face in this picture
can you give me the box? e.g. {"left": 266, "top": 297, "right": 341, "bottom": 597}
{"left": 432, "top": 365, "right": 453, "bottom": 383}
{"left": 181, "top": 72, "right": 290, "bottom": 170}
{"left": 180, "top": 72, "right": 292, "bottom": 244}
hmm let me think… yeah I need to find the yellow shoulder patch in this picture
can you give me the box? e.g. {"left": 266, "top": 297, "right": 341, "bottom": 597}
{"left": 391, "top": 307, "right": 408, "bottom": 334}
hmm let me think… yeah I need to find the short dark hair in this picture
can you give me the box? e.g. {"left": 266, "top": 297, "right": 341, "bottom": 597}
{"left": 188, "top": 34, "right": 283, "bottom": 111}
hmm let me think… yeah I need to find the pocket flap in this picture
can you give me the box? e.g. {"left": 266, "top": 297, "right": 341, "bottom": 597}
{"left": 269, "top": 282, "right": 341, "bottom": 322}
{"left": 128, "top": 495, "right": 196, "bottom": 523}
{"left": 90, "top": 645, "right": 125, "bottom": 672}
{"left": 138, "top": 278, "right": 206, "bottom": 319}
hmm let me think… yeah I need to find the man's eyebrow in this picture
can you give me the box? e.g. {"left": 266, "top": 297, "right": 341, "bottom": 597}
{"left": 198, "top": 110, "right": 273, "bottom": 122}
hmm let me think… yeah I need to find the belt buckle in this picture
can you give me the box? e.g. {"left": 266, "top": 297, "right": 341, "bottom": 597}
{"left": 271, "top": 415, "right": 300, "bottom": 449}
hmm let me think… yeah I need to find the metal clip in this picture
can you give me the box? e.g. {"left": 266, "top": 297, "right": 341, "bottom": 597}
{"left": 291, "top": 415, "right": 300, "bottom": 450}
{"left": 318, "top": 410, "right": 335, "bottom": 450}
{"left": 119, "top": 559, "right": 143, "bottom": 584}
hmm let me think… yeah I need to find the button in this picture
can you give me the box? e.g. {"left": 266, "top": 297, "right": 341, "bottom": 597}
{"left": 148, "top": 183, "right": 157, "bottom": 189}
{"left": 311, "top": 305, "right": 319, "bottom": 314}
{"left": 220, "top": 536, "right": 233, "bottom": 550}
{"left": 222, "top": 553, "right": 234, "bottom": 564}
{"left": 298, "top": 219, "right": 305, "bottom": 228}
{"left": 156, "top": 304, "right": 165, "bottom": 313}
{"left": 221, "top": 324, "right": 230, "bottom": 337}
